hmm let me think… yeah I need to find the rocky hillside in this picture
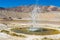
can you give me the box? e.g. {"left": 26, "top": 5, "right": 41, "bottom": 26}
{"left": 0, "top": 5, "right": 60, "bottom": 20}
{"left": 0, "top": 5, "right": 60, "bottom": 13}
{"left": 6, "top": 5, "right": 60, "bottom": 12}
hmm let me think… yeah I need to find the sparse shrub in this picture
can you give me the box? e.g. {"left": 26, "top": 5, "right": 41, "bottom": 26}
{"left": 1, "top": 30, "right": 9, "bottom": 34}
{"left": 10, "top": 33, "right": 18, "bottom": 36}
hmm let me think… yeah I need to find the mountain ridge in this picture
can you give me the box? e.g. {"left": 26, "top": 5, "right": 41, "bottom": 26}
{"left": 0, "top": 5, "right": 60, "bottom": 13}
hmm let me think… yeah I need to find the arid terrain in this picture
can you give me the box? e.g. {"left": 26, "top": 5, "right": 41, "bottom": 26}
{"left": 0, "top": 5, "right": 60, "bottom": 40}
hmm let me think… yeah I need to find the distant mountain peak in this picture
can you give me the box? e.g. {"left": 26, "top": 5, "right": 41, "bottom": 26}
{"left": 0, "top": 7, "right": 5, "bottom": 10}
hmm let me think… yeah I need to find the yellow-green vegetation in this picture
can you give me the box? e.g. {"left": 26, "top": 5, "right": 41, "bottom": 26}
{"left": 11, "top": 27, "right": 60, "bottom": 35}
{"left": 0, "top": 29, "right": 26, "bottom": 38}
{"left": 1, "top": 30, "right": 10, "bottom": 34}
{"left": 9, "top": 32, "right": 26, "bottom": 38}
{"left": 42, "top": 37, "right": 53, "bottom": 40}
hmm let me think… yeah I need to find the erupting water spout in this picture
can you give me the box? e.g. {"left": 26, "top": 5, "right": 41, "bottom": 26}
{"left": 31, "top": 5, "right": 41, "bottom": 27}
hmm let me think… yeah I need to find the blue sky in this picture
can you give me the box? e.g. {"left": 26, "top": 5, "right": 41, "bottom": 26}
{"left": 0, "top": 0, "right": 60, "bottom": 8}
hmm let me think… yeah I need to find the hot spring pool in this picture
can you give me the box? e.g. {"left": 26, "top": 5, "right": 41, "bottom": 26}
{"left": 11, "top": 27, "right": 60, "bottom": 35}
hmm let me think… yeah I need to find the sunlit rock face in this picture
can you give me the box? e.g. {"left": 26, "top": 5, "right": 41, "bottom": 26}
{"left": 47, "top": 5, "right": 58, "bottom": 11}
